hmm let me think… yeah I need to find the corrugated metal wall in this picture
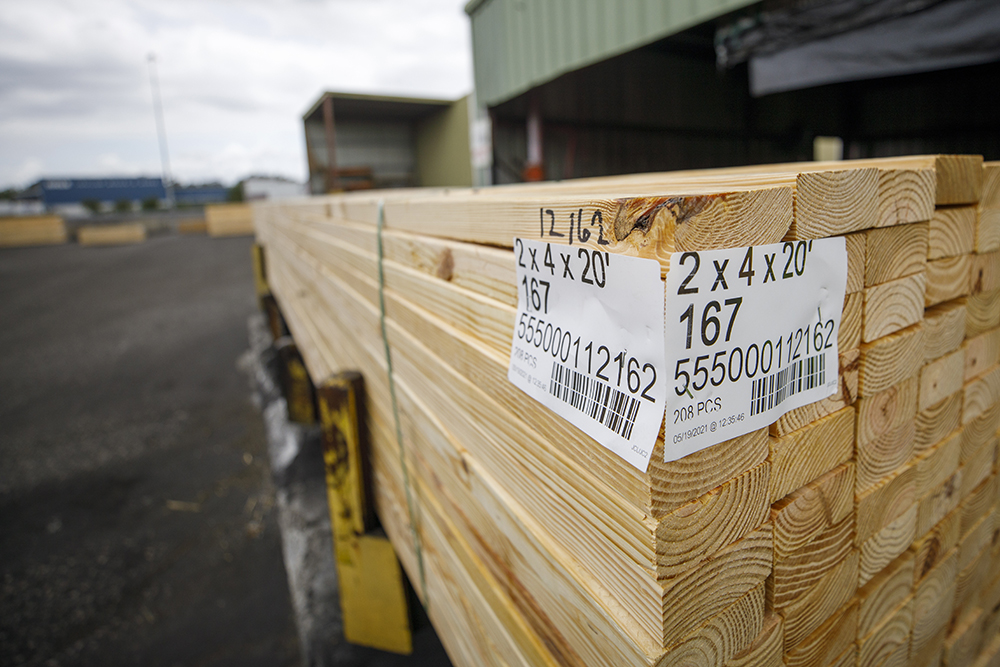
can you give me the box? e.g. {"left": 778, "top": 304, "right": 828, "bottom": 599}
{"left": 467, "top": 0, "right": 758, "bottom": 107}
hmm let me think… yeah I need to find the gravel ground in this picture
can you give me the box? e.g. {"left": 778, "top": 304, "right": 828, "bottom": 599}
{"left": 0, "top": 235, "right": 300, "bottom": 666}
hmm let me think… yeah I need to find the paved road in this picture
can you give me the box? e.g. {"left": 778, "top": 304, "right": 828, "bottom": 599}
{"left": 0, "top": 235, "right": 299, "bottom": 666}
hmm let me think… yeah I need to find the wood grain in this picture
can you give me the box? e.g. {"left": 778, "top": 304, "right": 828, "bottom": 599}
{"left": 914, "top": 429, "right": 962, "bottom": 498}
{"left": 966, "top": 290, "right": 1000, "bottom": 338}
{"left": 920, "top": 349, "right": 966, "bottom": 411}
{"left": 857, "top": 595, "right": 913, "bottom": 667}
{"left": 859, "top": 323, "right": 924, "bottom": 397}
{"left": 926, "top": 255, "right": 972, "bottom": 307}
{"left": 770, "top": 515, "right": 854, "bottom": 608}
{"left": 782, "top": 600, "right": 856, "bottom": 667}
{"left": 864, "top": 221, "right": 928, "bottom": 287}
{"left": 855, "top": 377, "right": 918, "bottom": 492}
{"left": 915, "top": 392, "right": 963, "bottom": 454}
{"left": 911, "top": 507, "right": 961, "bottom": 587}
{"left": 724, "top": 612, "right": 782, "bottom": 667}
{"left": 943, "top": 606, "right": 985, "bottom": 667}
{"left": 912, "top": 548, "right": 959, "bottom": 660}
{"left": 923, "top": 301, "right": 968, "bottom": 363}
{"left": 970, "top": 251, "right": 1000, "bottom": 295}
{"left": 846, "top": 231, "right": 867, "bottom": 294}
{"left": 976, "top": 208, "right": 1000, "bottom": 254}
{"left": 856, "top": 464, "right": 918, "bottom": 545}
{"left": 929, "top": 206, "right": 976, "bottom": 260}
{"left": 770, "top": 463, "right": 855, "bottom": 560}
{"left": 779, "top": 549, "right": 857, "bottom": 650}
{"left": 918, "top": 471, "right": 964, "bottom": 537}
{"left": 657, "top": 583, "right": 765, "bottom": 667}
{"left": 863, "top": 272, "right": 926, "bottom": 342}
{"left": 964, "top": 328, "right": 1000, "bottom": 381}
{"left": 857, "top": 550, "right": 914, "bottom": 640}
{"left": 859, "top": 503, "right": 918, "bottom": 586}
{"left": 767, "top": 407, "right": 855, "bottom": 503}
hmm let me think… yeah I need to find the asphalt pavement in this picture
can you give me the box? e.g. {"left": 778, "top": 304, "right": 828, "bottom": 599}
{"left": 0, "top": 235, "right": 299, "bottom": 666}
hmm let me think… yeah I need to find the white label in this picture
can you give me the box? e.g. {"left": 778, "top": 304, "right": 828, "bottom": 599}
{"left": 508, "top": 238, "right": 667, "bottom": 472}
{"left": 663, "top": 238, "right": 847, "bottom": 461}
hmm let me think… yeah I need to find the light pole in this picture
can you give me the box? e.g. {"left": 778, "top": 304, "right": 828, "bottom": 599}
{"left": 147, "top": 53, "right": 174, "bottom": 208}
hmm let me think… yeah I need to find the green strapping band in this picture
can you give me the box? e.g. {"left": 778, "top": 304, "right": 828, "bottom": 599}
{"left": 376, "top": 199, "right": 428, "bottom": 607}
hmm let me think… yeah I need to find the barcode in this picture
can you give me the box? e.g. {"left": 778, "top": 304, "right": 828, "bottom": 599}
{"left": 749, "top": 354, "right": 826, "bottom": 416}
{"left": 549, "top": 362, "right": 640, "bottom": 440}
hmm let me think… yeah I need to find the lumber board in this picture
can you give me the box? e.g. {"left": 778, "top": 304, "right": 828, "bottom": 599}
{"left": 912, "top": 626, "right": 947, "bottom": 667}
{"left": 943, "top": 607, "right": 985, "bottom": 667}
{"left": 911, "top": 507, "right": 961, "bottom": 587}
{"left": 0, "top": 215, "right": 68, "bottom": 247}
{"left": 926, "top": 256, "right": 973, "bottom": 307}
{"left": 963, "top": 403, "right": 999, "bottom": 461}
{"left": 659, "top": 525, "right": 773, "bottom": 648}
{"left": 769, "top": 515, "right": 854, "bottom": 608}
{"left": 77, "top": 223, "right": 146, "bottom": 246}
{"left": 829, "top": 645, "right": 859, "bottom": 667}
{"left": 857, "top": 550, "right": 915, "bottom": 640}
{"left": 915, "top": 392, "right": 963, "bottom": 454}
{"left": 960, "top": 475, "right": 998, "bottom": 538}
{"left": 983, "top": 162, "right": 1000, "bottom": 210}
{"left": 856, "top": 463, "right": 918, "bottom": 545}
{"left": 921, "top": 349, "right": 967, "bottom": 411}
{"left": 769, "top": 349, "right": 858, "bottom": 437}
{"left": 912, "top": 548, "right": 959, "bottom": 658}
{"left": 863, "top": 272, "right": 927, "bottom": 342}
{"left": 959, "top": 440, "right": 997, "bottom": 500}
{"left": 842, "top": 291, "right": 864, "bottom": 351}
{"left": 966, "top": 290, "right": 1000, "bottom": 338}
{"left": 657, "top": 583, "right": 765, "bottom": 667}
{"left": 855, "top": 377, "right": 919, "bottom": 492}
{"left": 963, "top": 365, "right": 1000, "bottom": 425}
{"left": 860, "top": 503, "right": 918, "bottom": 586}
{"left": 977, "top": 209, "right": 1000, "bottom": 254}
{"left": 971, "top": 634, "right": 1000, "bottom": 667}
{"left": 859, "top": 323, "right": 925, "bottom": 396}
{"left": 857, "top": 595, "right": 914, "bottom": 667}
{"left": 971, "top": 251, "right": 1000, "bottom": 295}
{"left": 964, "top": 329, "right": 1000, "bottom": 382}
{"left": 206, "top": 203, "right": 254, "bottom": 237}
{"left": 770, "top": 463, "right": 855, "bottom": 560}
{"left": 924, "top": 301, "right": 968, "bottom": 363}
{"left": 919, "top": 471, "right": 964, "bottom": 537}
{"left": 654, "top": 462, "right": 770, "bottom": 579}
{"left": 927, "top": 155, "right": 984, "bottom": 205}
{"left": 725, "top": 612, "right": 782, "bottom": 667}
{"left": 929, "top": 207, "right": 976, "bottom": 260}
{"left": 378, "top": 188, "right": 794, "bottom": 271}
{"left": 847, "top": 231, "right": 867, "bottom": 294}
{"left": 915, "top": 430, "right": 963, "bottom": 498}
{"left": 767, "top": 407, "right": 855, "bottom": 503}
{"left": 958, "top": 508, "right": 996, "bottom": 573}
{"left": 779, "top": 549, "right": 858, "bottom": 650}
{"left": 783, "top": 600, "right": 857, "bottom": 667}
{"left": 865, "top": 222, "right": 928, "bottom": 287}
{"left": 955, "top": 545, "right": 992, "bottom": 616}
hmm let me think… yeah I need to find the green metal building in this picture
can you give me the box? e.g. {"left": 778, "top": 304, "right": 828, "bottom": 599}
{"left": 465, "top": 0, "right": 1000, "bottom": 184}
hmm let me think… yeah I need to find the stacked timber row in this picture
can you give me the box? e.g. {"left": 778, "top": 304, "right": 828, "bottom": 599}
{"left": 252, "top": 155, "right": 1000, "bottom": 667}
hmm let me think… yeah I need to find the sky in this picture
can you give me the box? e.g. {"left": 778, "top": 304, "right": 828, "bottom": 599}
{"left": 0, "top": 0, "right": 474, "bottom": 189}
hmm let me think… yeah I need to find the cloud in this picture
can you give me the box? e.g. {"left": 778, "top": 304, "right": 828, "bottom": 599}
{"left": 0, "top": 0, "right": 473, "bottom": 187}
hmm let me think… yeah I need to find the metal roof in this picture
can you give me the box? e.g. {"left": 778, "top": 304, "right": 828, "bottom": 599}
{"left": 302, "top": 91, "right": 453, "bottom": 122}
{"left": 465, "top": 0, "right": 759, "bottom": 107}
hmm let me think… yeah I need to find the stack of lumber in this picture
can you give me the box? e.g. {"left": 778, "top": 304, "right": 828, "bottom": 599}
{"left": 177, "top": 218, "right": 208, "bottom": 235}
{"left": 205, "top": 203, "right": 254, "bottom": 237}
{"left": 0, "top": 215, "right": 68, "bottom": 247}
{"left": 77, "top": 222, "right": 147, "bottom": 246}
{"left": 252, "top": 155, "right": 1000, "bottom": 667}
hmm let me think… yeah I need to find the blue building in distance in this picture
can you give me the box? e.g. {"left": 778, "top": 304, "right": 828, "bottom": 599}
{"left": 29, "top": 177, "right": 166, "bottom": 210}
{"left": 23, "top": 177, "right": 229, "bottom": 214}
